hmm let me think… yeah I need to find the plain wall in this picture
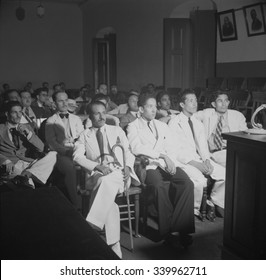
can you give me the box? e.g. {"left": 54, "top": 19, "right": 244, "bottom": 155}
{"left": 0, "top": 1, "right": 84, "bottom": 90}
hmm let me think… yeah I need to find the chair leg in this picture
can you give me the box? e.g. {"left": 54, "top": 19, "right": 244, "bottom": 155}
{"left": 134, "top": 194, "right": 141, "bottom": 238}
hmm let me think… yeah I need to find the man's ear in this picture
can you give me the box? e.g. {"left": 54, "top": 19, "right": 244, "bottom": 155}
{"left": 179, "top": 102, "right": 184, "bottom": 109}
{"left": 211, "top": 101, "right": 216, "bottom": 108}
{"left": 5, "top": 112, "right": 8, "bottom": 118}
{"left": 139, "top": 106, "right": 144, "bottom": 114}
{"left": 158, "top": 101, "right": 161, "bottom": 108}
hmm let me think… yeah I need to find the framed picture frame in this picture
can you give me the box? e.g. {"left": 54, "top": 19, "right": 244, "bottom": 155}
{"left": 243, "top": 3, "right": 266, "bottom": 37}
{"left": 217, "top": 9, "right": 238, "bottom": 42}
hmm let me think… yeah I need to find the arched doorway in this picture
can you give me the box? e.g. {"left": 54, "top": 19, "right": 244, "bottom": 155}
{"left": 93, "top": 27, "right": 117, "bottom": 91}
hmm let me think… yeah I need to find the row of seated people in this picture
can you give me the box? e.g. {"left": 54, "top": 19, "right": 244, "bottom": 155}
{"left": 0, "top": 88, "right": 248, "bottom": 259}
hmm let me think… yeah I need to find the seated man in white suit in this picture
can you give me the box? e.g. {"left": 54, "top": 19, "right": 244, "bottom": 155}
{"left": 194, "top": 90, "right": 247, "bottom": 167}
{"left": 168, "top": 89, "right": 226, "bottom": 218}
{"left": 127, "top": 93, "right": 195, "bottom": 247}
{"left": 73, "top": 101, "right": 139, "bottom": 258}
{"left": 45, "top": 92, "right": 84, "bottom": 209}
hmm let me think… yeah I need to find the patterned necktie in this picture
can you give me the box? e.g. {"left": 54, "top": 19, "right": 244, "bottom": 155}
{"left": 188, "top": 117, "right": 195, "bottom": 140}
{"left": 10, "top": 128, "right": 20, "bottom": 149}
{"left": 25, "top": 107, "right": 30, "bottom": 117}
{"left": 214, "top": 116, "right": 224, "bottom": 150}
{"left": 96, "top": 128, "right": 104, "bottom": 162}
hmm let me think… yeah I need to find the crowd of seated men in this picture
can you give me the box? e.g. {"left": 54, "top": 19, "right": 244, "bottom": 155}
{"left": 0, "top": 81, "right": 248, "bottom": 259}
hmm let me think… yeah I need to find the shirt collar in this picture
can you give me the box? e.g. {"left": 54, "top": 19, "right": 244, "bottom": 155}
{"left": 7, "top": 122, "right": 18, "bottom": 129}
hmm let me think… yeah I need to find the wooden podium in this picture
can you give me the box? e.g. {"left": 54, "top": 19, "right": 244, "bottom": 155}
{"left": 222, "top": 132, "right": 266, "bottom": 259}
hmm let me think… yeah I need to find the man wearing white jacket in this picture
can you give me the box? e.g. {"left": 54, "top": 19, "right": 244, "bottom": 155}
{"left": 194, "top": 90, "right": 247, "bottom": 167}
{"left": 169, "top": 89, "right": 226, "bottom": 218}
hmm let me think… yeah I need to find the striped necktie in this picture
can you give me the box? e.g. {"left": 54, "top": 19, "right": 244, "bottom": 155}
{"left": 214, "top": 116, "right": 224, "bottom": 150}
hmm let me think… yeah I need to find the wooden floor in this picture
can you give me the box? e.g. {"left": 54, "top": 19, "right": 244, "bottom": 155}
{"left": 119, "top": 217, "right": 224, "bottom": 260}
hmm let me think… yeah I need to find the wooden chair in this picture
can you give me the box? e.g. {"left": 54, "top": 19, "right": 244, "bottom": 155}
{"left": 197, "top": 89, "right": 213, "bottom": 110}
{"left": 226, "top": 77, "right": 246, "bottom": 91}
{"left": 206, "top": 77, "right": 226, "bottom": 90}
{"left": 247, "top": 77, "right": 266, "bottom": 91}
{"left": 227, "top": 90, "right": 251, "bottom": 117}
{"left": 76, "top": 156, "right": 146, "bottom": 252}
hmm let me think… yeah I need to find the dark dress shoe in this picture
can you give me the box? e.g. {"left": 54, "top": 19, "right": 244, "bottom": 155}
{"left": 179, "top": 234, "right": 193, "bottom": 248}
{"left": 195, "top": 212, "right": 204, "bottom": 221}
{"left": 11, "top": 175, "right": 34, "bottom": 189}
{"left": 206, "top": 203, "right": 216, "bottom": 222}
{"left": 163, "top": 233, "right": 179, "bottom": 248}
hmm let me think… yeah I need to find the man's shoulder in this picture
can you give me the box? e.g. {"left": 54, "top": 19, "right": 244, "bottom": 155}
{"left": 227, "top": 109, "right": 244, "bottom": 117}
{"left": 0, "top": 123, "right": 7, "bottom": 132}
{"left": 46, "top": 113, "right": 58, "bottom": 123}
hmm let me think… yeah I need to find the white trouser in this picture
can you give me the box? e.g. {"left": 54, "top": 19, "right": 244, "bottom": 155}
{"left": 181, "top": 159, "right": 225, "bottom": 209}
{"left": 86, "top": 169, "right": 130, "bottom": 245}
{"left": 209, "top": 159, "right": 226, "bottom": 208}
{"left": 12, "top": 151, "right": 57, "bottom": 184}
{"left": 211, "top": 149, "right": 227, "bottom": 168}
{"left": 181, "top": 164, "right": 208, "bottom": 215}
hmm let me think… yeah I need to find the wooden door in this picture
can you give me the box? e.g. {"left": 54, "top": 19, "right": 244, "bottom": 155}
{"left": 93, "top": 34, "right": 117, "bottom": 90}
{"left": 163, "top": 19, "right": 193, "bottom": 89}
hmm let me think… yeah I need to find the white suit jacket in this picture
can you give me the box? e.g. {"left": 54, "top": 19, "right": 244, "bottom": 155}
{"left": 127, "top": 117, "right": 182, "bottom": 170}
{"left": 45, "top": 113, "right": 84, "bottom": 155}
{"left": 168, "top": 112, "right": 210, "bottom": 164}
{"left": 194, "top": 108, "right": 247, "bottom": 139}
{"left": 73, "top": 124, "right": 139, "bottom": 188}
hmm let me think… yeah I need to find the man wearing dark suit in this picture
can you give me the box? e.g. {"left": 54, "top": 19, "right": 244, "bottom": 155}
{"left": 31, "top": 87, "right": 53, "bottom": 119}
{"left": 0, "top": 101, "right": 56, "bottom": 187}
{"left": 45, "top": 91, "right": 84, "bottom": 209}
{"left": 119, "top": 93, "right": 140, "bottom": 130}
{"left": 127, "top": 93, "right": 195, "bottom": 247}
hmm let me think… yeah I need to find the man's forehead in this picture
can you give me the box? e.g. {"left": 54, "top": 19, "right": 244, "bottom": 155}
{"left": 10, "top": 106, "right": 22, "bottom": 112}
{"left": 216, "top": 94, "right": 229, "bottom": 101}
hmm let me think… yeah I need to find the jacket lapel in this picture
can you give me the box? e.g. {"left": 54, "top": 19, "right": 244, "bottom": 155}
{"left": 68, "top": 114, "right": 76, "bottom": 138}
{"left": 85, "top": 128, "right": 101, "bottom": 159}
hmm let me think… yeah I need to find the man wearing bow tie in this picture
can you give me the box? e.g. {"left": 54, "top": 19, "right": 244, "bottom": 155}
{"left": 73, "top": 100, "right": 139, "bottom": 258}
{"left": 0, "top": 101, "right": 56, "bottom": 187}
{"left": 45, "top": 92, "right": 84, "bottom": 209}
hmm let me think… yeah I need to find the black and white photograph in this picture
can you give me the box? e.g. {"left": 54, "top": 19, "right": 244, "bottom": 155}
{"left": 243, "top": 3, "right": 266, "bottom": 36}
{"left": 0, "top": 1, "right": 266, "bottom": 278}
{"left": 217, "top": 9, "right": 238, "bottom": 41}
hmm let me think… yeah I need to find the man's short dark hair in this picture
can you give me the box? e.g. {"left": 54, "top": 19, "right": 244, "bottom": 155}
{"left": 3, "top": 89, "right": 19, "bottom": 102}
{"left": 4, "top": 101, "right": 22, "bottom": 113}
{"left": 156, "top": 90, "right": 170, "bottom": 104}
{"left": 19, "top": 90, "right": 31, "bottom": 97}
{"left": 88, "top": 100, "right": 106, "bottom": 118}
{"left": 92, "top": 93, "right": 109, "bottom": 103}
{"left": 211, "top": 90, "right": 229, "bottom": 103}
{"left": 52, "top": 91, "right": 68, "bottom": 102}
{"left": 180, "top": 88, "right": 196, "bottom": 103}
{"left": 35, "top": 87, "right": 48, "bottom": 97}
{"left": 138, "top": 92, "right": 156, "bottom": 107}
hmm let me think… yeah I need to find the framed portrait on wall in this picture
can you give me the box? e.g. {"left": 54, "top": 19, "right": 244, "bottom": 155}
{"left": 217, "top": 9, "right": 238, "bottom": 42}
{"left": 243, "top": 3, "right": 266, "bottom": 37}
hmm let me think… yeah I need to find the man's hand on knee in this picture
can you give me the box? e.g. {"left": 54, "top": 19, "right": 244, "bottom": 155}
{"left": 94, "top": 164, "right": 112, "bottom": 176}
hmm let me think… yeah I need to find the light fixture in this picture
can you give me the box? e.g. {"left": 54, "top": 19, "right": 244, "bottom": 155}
{"left": 37, "top": 1, "right": 45, "bottom": 18}
{"left": 16, "top": 0, "right": 25, "bottom": 21}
